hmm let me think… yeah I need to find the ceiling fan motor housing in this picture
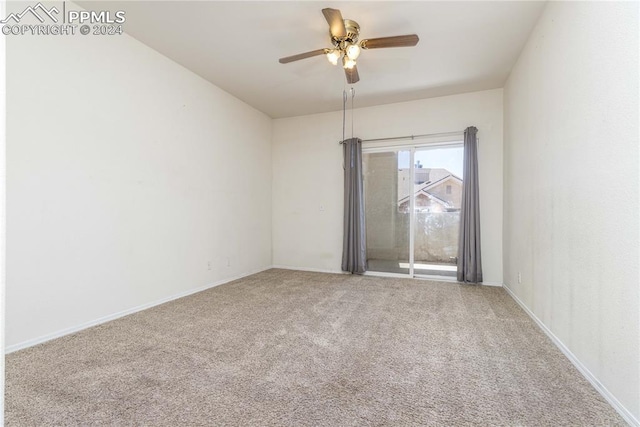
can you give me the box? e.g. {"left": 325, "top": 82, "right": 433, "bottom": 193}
{"left": 332, "top": 19, "right": 360, "bottom": 46}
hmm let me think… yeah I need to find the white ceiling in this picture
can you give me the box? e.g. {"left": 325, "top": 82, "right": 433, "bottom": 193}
{"left": 79, "top": 1, "right": 546, "bottom": 118}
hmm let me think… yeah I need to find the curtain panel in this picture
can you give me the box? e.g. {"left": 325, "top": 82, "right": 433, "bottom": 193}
{"left": 341, "top": 138, "right": 367, "bottom": 274}
{"left": 457, "top": 127, "right": 483, "bottom": 283}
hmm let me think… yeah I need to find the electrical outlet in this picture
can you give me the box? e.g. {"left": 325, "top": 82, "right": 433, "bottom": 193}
{"left": 207, "top": 261, "right": 212, "bottom": 271}
{"left": 518, "top": 272, "right": 522, "bottom": 284}
{"left": 226, "top": 257, "right": 230, "bottom": 267}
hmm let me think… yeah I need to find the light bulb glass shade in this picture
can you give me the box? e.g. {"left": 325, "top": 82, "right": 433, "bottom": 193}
{"left": 326, "top": 49, "right": 340, "bottom": 65}
{"left": 346, "top": 44, "right": 361, "bottom": 60}
{"left": 343, "top": 56, "right": 356, "bottom": 69}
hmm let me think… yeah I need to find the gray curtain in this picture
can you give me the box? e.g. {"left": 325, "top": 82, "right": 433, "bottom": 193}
{"left": 342, "top": 138, "right": 367, "bottom": 274}
{"left": 457, "top": 127, "right": 483, "bottom": 283}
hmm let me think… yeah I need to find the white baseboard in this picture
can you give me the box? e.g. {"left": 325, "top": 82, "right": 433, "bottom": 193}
{"left": 480, "top": 280, "right": 503, "bottom": 287}
{"left": 5, "top": 266, "right": 272, "bottom": 354}
{"left": 503, "top": 284, "right": 638, "bottom": 427}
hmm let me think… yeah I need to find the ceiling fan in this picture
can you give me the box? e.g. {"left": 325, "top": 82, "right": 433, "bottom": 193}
{"left": 279, "top": 8, "right": 419, "bottom": 84}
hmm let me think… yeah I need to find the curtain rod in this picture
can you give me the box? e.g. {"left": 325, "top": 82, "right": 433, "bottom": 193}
{"left": 338, "top": 130, "right": 464, "bottom": 144}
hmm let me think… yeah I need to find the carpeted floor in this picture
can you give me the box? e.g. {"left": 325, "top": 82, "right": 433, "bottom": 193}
{"left": 5, "top": 269, "right": 625, "bottom": 426}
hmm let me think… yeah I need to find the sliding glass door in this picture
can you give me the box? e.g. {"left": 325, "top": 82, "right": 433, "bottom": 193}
{"left": 363, "top": 150, "right": 411, "bottom": 274}
{"left": 363, "top": 143, "right": 463, "bottom": 278}
{"left": 412, "top": 146, "right": 463, "bottom": 277}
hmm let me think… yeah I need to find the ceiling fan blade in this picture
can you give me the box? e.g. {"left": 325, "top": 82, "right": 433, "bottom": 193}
{"left": 345, "top": 65, "right": 360, "bottom": 84}
{"left": 322, "top": 8, "right": 347, "bottom": 39}
{"left": 279, "top": 49, "right": 327, "bottom": 64}
{"left": 360, "top": 34, "right": 419, "bottom": 50}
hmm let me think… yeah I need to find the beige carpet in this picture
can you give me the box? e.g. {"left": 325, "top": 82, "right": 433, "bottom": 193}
{"left": 6, "top": 269, "right": 625, "bottom": 426}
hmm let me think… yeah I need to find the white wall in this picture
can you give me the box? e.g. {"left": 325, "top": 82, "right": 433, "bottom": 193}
{"left": 272, "top": 89, "right": 503, "bottom": 284}
{"left": 0, "top": 0, "right": 6, "bottom": 420}
{"left": 503, "top": 2, "right": 639, "bottom": 423}
{"left": 6, "top": 21, "right": 272, "bottom": 348}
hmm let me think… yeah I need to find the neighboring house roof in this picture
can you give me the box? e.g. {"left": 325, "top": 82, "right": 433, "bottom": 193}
{"left": 422, "top": 173, "right": 462, "bottom": 191}
{"left": 398, "top": 172, "right": 462, "bottom": 203}
{"left": 399, "top": 191, "right": 453, "bottom": 209}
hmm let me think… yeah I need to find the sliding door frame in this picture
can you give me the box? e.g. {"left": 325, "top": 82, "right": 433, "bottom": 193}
{"left": 409, "top": 147, "right": 415, "bottom": 278}
{"left": 362, "top": 138, "right": 464, "bottom": 280}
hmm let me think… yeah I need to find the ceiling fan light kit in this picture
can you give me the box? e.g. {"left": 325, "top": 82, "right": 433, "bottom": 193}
{"left": 346, "top": 44, "right": 361, "bottom": 60}
{"left": 279, "top": 8, "right": 419, "bottom": 84}
{"left": 326, "top": 49, "right": 341, "bottom": 65}
{"left": 342, "top": 56, "right": 356, "bottom": 70}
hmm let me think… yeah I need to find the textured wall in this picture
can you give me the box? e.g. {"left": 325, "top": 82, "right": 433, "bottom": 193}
{"left": 503, "top": 2, "right": 639, "bottom": 421}
{"left": 6, "top": 21, "right": 272, "bottom": 348}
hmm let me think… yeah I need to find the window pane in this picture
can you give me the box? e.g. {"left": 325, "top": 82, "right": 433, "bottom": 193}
{"left": 363, "top": 150, "right": 410, "bottom": 274}
{"left": 413, "top": 147, "right": 463, "bottom": 277}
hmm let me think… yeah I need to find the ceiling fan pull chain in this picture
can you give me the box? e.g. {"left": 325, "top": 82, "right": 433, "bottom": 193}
{"left": 342, "top": 89, "right": 347, "bottom": 144}
{"left": 350, "top": 87, "right": 355, "bottom": 140}
{"left": 341, "top": 89, "right": 348, "bottom": 170}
